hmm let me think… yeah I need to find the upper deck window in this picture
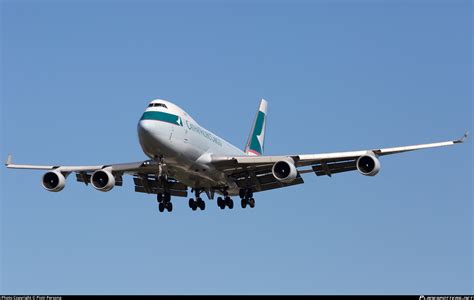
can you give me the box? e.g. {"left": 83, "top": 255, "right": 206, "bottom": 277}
{"left": 148, "top": 103, "right": 168, "bottom": 109}
{"left": 155, "top": 103, "right": 168, "bottom": 108}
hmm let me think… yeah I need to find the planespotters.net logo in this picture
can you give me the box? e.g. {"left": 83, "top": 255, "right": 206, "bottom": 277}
{"left": 420, "top": 296, "right": 474, "bottom": 300}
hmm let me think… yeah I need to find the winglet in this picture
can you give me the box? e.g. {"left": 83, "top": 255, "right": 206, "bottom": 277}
{"left": 454, "top": 131, "right": 469, "bottom": 144}
{"left": 5, "top": 154, "right": 12, "bottom": 166}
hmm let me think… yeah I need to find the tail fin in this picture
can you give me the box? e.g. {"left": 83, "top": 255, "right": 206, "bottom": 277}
{"left": 245, "top": 99, "right": 268, "bottom": 156}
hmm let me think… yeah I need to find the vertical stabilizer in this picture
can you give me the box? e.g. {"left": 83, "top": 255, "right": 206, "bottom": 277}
{"left": 245, "top": 99, "right": 268, "bottom": 156}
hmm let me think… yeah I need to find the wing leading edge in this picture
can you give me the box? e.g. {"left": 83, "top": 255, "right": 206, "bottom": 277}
{"left": 5, "top": 154, "right": 156, "bottom": 173}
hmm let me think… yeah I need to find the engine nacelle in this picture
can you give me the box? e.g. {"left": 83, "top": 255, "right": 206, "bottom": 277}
{"left": 91, "top": 169, "right": 115, "bottom": 192}
{"left": 42, "top": 171, "right": 66, "bottom": 192}
{"left": 356, "top": 154, "right": 381, "bottom": 176}
{"left": 272, "top": 159, "right": 298, "bottom": 183}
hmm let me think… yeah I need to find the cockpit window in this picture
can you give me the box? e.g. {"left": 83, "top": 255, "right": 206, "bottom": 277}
{"left": 148, "top": 103, "right": 168, "bottom": 109}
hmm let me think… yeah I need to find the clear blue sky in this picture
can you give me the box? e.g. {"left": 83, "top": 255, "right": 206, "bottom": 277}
{"left": 1, "top": 0, "right": 472, "bottom": 295}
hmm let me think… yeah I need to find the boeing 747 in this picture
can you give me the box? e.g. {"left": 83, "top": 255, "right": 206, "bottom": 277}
{"left": 5, "top": 99, "right": 468, "bottom": 213}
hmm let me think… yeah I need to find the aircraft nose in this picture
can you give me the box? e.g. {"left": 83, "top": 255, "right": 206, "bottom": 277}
{"left": 137, "top": 118, "right": 168, "bottom": 141}
{"left": 138, "top": 119, "right": 153, "bottom": 135}
{"left": 138, "top": 117, "right": 176, "bottom": 158}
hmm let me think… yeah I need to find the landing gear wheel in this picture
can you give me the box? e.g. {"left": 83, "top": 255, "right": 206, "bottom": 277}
{"left": 226, "top": 197, "right": 234, "bottom": 209}
{"left": 199, "top": 199, "right": 206, "bottom": 210}
{"left": 249, "top": 198, "right": 255, "bottom": 208}
{"left": 158, "top": 202, "right": 165, "bottom": 212}
{"left": 241, "top": 198, "right": 247, "bottom": 209}
{"left": 157, "top": 194, "right": 163, "bottom": 203}
{"left": 217, "top": 197, "right": 225, "bottom": 209}
{"left": 166, "top": 202, "right": 173, "bottom": 212}
{"left": 189, "top": 198, "right": 197, "bottom": 211}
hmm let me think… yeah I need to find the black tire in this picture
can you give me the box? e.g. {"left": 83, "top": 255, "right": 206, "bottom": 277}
{"left": 158, "top": 202, "right": 165, "bottom": 212}
{"left": 164, "top": 193, "right": 171, "bottom": 202}
{"left": 157, "top": 194, "right": 163, "bottom": 203}
{"left": 249, "top": 198, "right": 255, "bottom": 208}
{"left": 241, "top": 198, "right": 247, "bottom": 209}
{"left": 200, "top": 200, "right": 206, "bottom": 210}
{"left": 227, "top": 197, "right": 234, "bottom": 209}
{"left": 167, "top": 202, "right": 173, "bottom": 212}
{"left": 191, "top": 200, "right": 197, "bottom": 211}
{"left": 218, "top": 197, "right": 225, "bottom": 210}
{"left": 189, "top": 198, "right": 194, "bottom": 208}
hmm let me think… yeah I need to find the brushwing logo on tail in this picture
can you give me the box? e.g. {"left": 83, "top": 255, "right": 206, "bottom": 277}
{"left": 245, "top": 99, "right": 268, "bottom": 156}
{"left": 248, "top": 111, "right": 265, "bottom": 155}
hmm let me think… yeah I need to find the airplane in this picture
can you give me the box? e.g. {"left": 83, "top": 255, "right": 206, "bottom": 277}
{"left": 5, "top": 99, "right": 469, "bottom": 213}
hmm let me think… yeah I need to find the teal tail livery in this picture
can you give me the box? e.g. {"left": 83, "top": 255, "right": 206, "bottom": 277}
{"left": 245, "top": 99, "right": 268, "bottom": 156}
{"left": 4, "top": 97, "right": 468, "bottom": 214}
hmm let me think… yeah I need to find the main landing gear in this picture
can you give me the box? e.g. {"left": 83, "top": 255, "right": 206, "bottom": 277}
{"left": 240, "top": 189, "right": 255, "bottom": 209}
{"left": 189, "top": 189, "right": 206, "bottom": 211}
{"left": 217, "top": 195, "right": 234, "bottom": 210}
{"left": 155, "top": 188, "right": 255, "bottom": 212}
{"left": 157, "top": 192, "right": 173, "bottom": 213}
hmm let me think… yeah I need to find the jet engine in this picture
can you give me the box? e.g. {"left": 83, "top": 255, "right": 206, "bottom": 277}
{"left": 272, "top": 160, "right": 298, "bottom": 183}
{"left": 356, "top": 154, "right": 381, "bottom": 176}
{"left": 42, "top": 171, "right": 66, "bottom": 192}
{"left": 91, "top": 169, "right": 116, "bottom": 192}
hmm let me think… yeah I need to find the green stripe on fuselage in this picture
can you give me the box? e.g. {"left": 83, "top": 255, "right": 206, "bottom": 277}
{"left": 141, "top": 111, "right": 183, "bottom": 126}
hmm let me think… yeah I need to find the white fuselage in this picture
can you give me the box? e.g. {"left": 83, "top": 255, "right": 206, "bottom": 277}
{"left": 137, "top": 99, "right": 245, "bottom": 195}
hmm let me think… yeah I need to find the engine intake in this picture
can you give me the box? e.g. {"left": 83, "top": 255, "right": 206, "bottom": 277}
{"left": 42, "top": 171, "right": 66, "bottom": 192}
{"left": 91, "top": 169, "right": 115, "bottom": 192}
{"left": 356, "top": 154, "right": 381, "bottom": 176}
{"left": 272, "top": 160, "right": 297, "bottom": 183}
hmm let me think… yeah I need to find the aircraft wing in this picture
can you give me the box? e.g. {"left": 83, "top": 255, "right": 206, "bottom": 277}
{"left": 211, "top": 132, "right": 468, "bottom": 193}
{"left": 5, "top": 156, "right": 189, "bottom": 197}
{"left": 4, "top": 153, "right": 161, "bottom": 173}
